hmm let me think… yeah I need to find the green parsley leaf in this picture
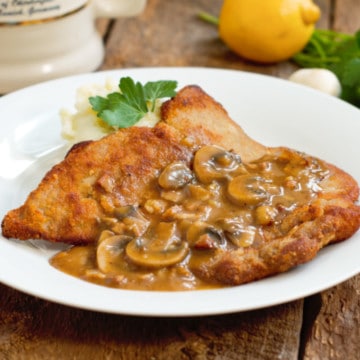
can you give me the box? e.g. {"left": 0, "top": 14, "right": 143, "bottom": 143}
{"left": 89, "top": 77, "right": 178, "bottom": 128}
{"left": 292, "top": 29, "right": 360, "bottom": 108}
{"left": 144, "top": 80, "right": 178, "bottom": 111}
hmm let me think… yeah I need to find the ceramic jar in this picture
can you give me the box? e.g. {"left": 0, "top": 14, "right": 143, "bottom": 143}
{"left": 0, "top": 0, "right": 147, "bottom": 93}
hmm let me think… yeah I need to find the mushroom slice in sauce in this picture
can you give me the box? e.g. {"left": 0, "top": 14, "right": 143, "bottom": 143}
{"left": 216, "top": 218, "right": 256, "bottom": 248}
{"left": 227, "top": 175, "right": 272, "bottom": 205}
{"left": 125, "top": 222, "right": 188, "bottom": 268}
{"left": 114, "top": 205, "right": 142, "bottom": 219}
{"left": 96, "top": 232, "right": 132, "bottom": 274}
{"left": 193, "top": 145, "right": 243, "bottom": 183}
{"left": 112, "top": 205, "right": 149, "bottom": 237}
{"left": 158, "top": 162, "right": 193, "bottom": 189}
{"left": 225, "top": 227, "right": 256, "bottom": 248}
{"left": 186, "top": 221, "right": 225, "bottom": 250}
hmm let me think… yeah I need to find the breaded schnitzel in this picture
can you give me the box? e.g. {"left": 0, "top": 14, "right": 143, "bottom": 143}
{"left": 2, "top": 85, "right": 269, "bottom": 244}
{"left": 2, "top": 85, "right": 360, "bottom": 288}
{"left": 2, "top": 123, "right": 193, "bottom": 244}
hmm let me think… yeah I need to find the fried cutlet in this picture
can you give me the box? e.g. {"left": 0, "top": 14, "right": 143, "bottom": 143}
{"left": 3, "top": 85, "right": 269, "bottom": 244}
{"left": 161, "top": 85, "right": 267, "bottom": 162}
{"left": 1, "top": 85, "right": 360, "bottom": 287}
{"left": 1, "top": 123, "right": 194, "bottom": 244}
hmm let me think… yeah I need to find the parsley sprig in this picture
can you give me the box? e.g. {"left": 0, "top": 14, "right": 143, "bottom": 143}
{"left": 293, "top": 29, "right": 360, "bottom": 107}
{"left": 89, "top": 77, "right": 178, "bottom": 128}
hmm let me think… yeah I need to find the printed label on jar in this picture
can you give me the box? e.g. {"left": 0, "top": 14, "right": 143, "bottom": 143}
{"left": 0, "top": 0, "right": 87, "bottom": 24}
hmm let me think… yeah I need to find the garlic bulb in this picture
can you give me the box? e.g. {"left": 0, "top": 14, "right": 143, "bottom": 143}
{"left": 289, "top": 68, "right": 341, "bottom": 97}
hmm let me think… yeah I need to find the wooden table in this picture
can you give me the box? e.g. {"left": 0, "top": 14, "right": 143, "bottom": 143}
{"left": 1, "top": 1, "right": 359, "bottom": 359}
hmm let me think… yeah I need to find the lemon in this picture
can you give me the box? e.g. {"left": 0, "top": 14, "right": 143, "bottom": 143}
{"left": 219, "top": 0, "right": 321, "bottom": 63}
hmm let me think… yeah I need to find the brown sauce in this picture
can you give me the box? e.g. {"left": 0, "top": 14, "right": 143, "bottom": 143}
{"left": 50, "top": 145, "right": 329, "bottom": 291}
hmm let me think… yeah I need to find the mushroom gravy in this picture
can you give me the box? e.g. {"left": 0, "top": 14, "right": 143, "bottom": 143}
{"left": 50, "top": 145, "right": 329, "bottom": 291}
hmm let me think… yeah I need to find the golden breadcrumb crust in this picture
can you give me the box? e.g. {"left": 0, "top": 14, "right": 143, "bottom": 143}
{"left": 2, "top": 85, "right": 360, "bottom": 286}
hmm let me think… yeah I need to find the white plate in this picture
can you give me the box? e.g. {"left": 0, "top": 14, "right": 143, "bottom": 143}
{"left": 0, "top": 67, "right": 359, "bottom": 317}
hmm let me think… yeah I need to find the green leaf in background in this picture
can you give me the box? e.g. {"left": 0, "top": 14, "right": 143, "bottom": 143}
{"left": 339, "top": 58, "right": 360, "bottom": 106}
{"left": 293, "top": 29, "right": 360, "bottom": 108}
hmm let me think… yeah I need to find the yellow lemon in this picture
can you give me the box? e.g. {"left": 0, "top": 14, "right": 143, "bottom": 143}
{"left": 219, "top": 0, "right": 321, "bottom": 63}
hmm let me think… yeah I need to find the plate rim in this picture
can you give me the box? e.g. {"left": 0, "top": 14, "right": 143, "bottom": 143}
{"left": 0, "top": 66, "right": 359, "bottom": 317}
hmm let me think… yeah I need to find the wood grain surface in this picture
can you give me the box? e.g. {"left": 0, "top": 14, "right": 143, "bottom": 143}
{"left": 1, "top": 0, "right": 359, "bottom": 359}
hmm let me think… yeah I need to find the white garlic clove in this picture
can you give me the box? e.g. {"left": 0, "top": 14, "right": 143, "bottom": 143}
{"left": 289, "top": 68, "right": 341, "bottom": 97}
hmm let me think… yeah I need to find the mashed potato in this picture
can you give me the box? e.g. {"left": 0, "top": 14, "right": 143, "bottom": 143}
{"left": 60, "top": 78, "right": 161, "bottom": 144}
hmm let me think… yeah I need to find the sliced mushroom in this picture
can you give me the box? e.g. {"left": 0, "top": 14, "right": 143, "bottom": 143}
{"left": 216, "top": 218, "right": 255, "bottom": 247}
{"left": 193, "top": 145, "right": 242, "bottom": 184}
{"left": 158, "top": 162, "right": 193, "bottom": 189}
{"left": 186, "top": 221, "right": 225, "bottom": 250}
{"left": 225, "top": 227, "right": 256, "bottom": 247}
{"left": 113, "top": 205, "right": 149, "bottom": 237}
{"left": 96, "top": 232, "right": 133, "bottom": 274}
{"left": 217, "top": 217, "right": 244, "bottom": 233}
{"left": 114, "top": 205, "right": 142, "bottom": 219}
{"left": 98, "top": 229, "right": 116, "bottom": 243}
{"left": 227, "top": 175, "right": 271, "bottom": 205}
{"left": 125, "top": 222, "right": 188, "bottom": 268}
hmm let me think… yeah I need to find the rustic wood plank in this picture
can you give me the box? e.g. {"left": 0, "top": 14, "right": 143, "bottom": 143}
{"left": 100, "top": 0, "right": 346, "bottom": 80}
{"left": 302, "top": 275, "right": 360, "bottom": 360}
{"left": 0, "top": 282, "right": 303, "bottom": 359}
{"left": 333, "top": 0, "right": 360, "bottom": 33}
{"left": 316, "top": 0, "right": 332, "bottom": 28}
{"left": 102, "top": 0, "right": 223, "bottom": 68}
{"left": 299, "top": 2, "right": 360, "bottom": 359}
{"left": 101, "top": 0, "right": 300, "bottom": 78}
